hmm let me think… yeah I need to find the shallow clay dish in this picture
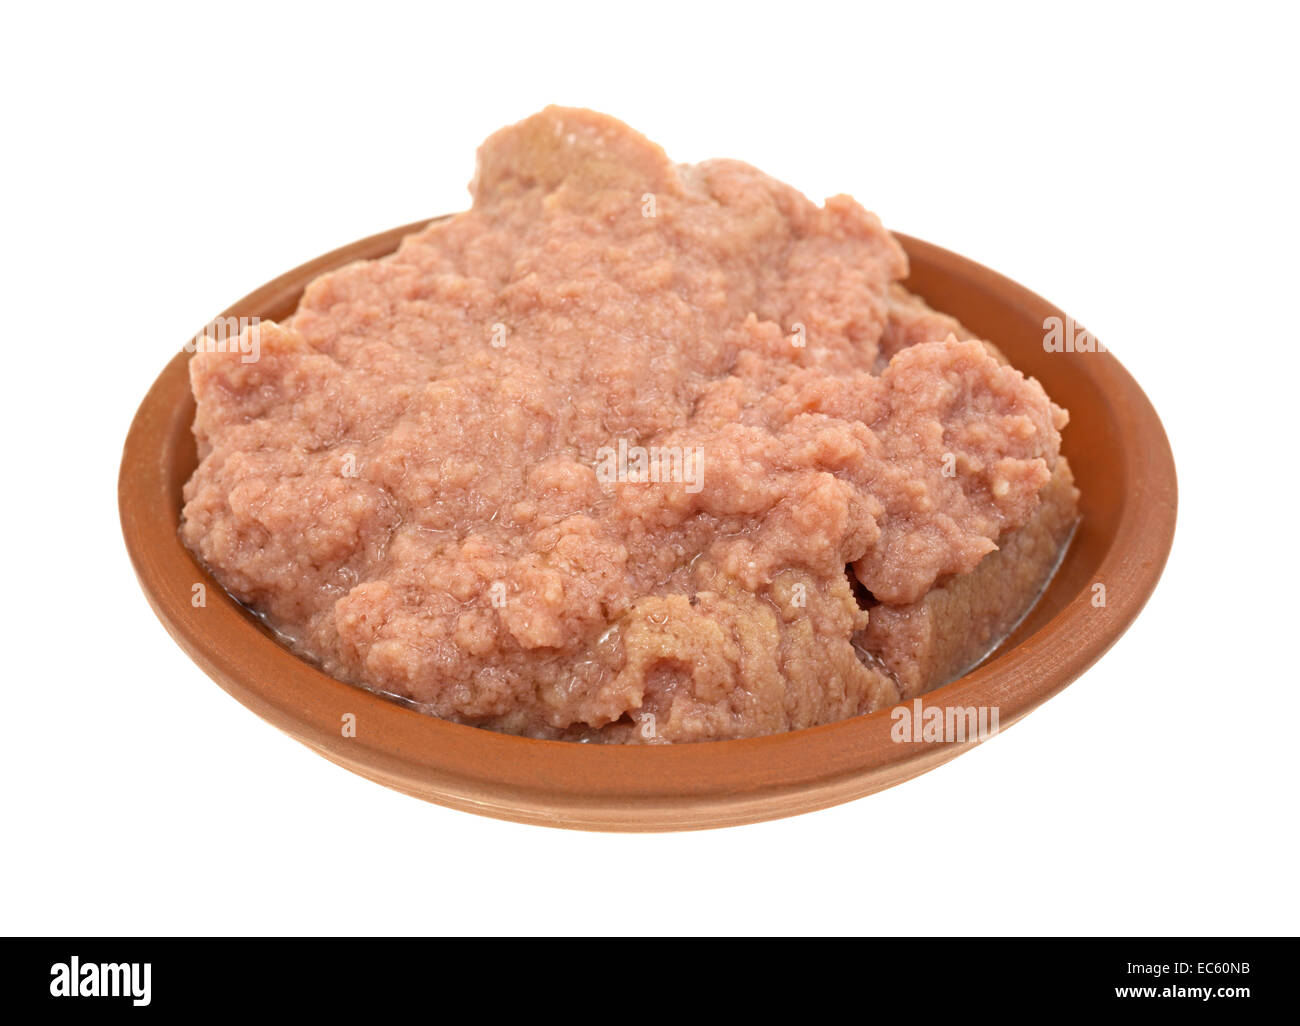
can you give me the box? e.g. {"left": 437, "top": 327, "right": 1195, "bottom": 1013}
{"left": 119, "top": 219, "right": 1177, "bottom": 831}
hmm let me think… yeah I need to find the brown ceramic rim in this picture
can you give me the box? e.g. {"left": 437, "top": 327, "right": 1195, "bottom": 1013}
{"left": 119, "top": 218, "right": 1177, "bottom": 831}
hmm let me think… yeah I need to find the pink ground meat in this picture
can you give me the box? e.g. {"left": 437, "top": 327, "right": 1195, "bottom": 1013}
{"left": 181, "top": 107, "right": 1076, "bottom": 743}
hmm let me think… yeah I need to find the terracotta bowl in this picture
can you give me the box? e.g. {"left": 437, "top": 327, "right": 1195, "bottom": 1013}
{"left": 119, "top": 219, "right": 1177, "bottom": 831}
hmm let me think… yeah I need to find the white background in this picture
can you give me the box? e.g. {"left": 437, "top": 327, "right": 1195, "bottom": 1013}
{"left": 3, "top": 1, "right": 1296, "bottom": 936}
